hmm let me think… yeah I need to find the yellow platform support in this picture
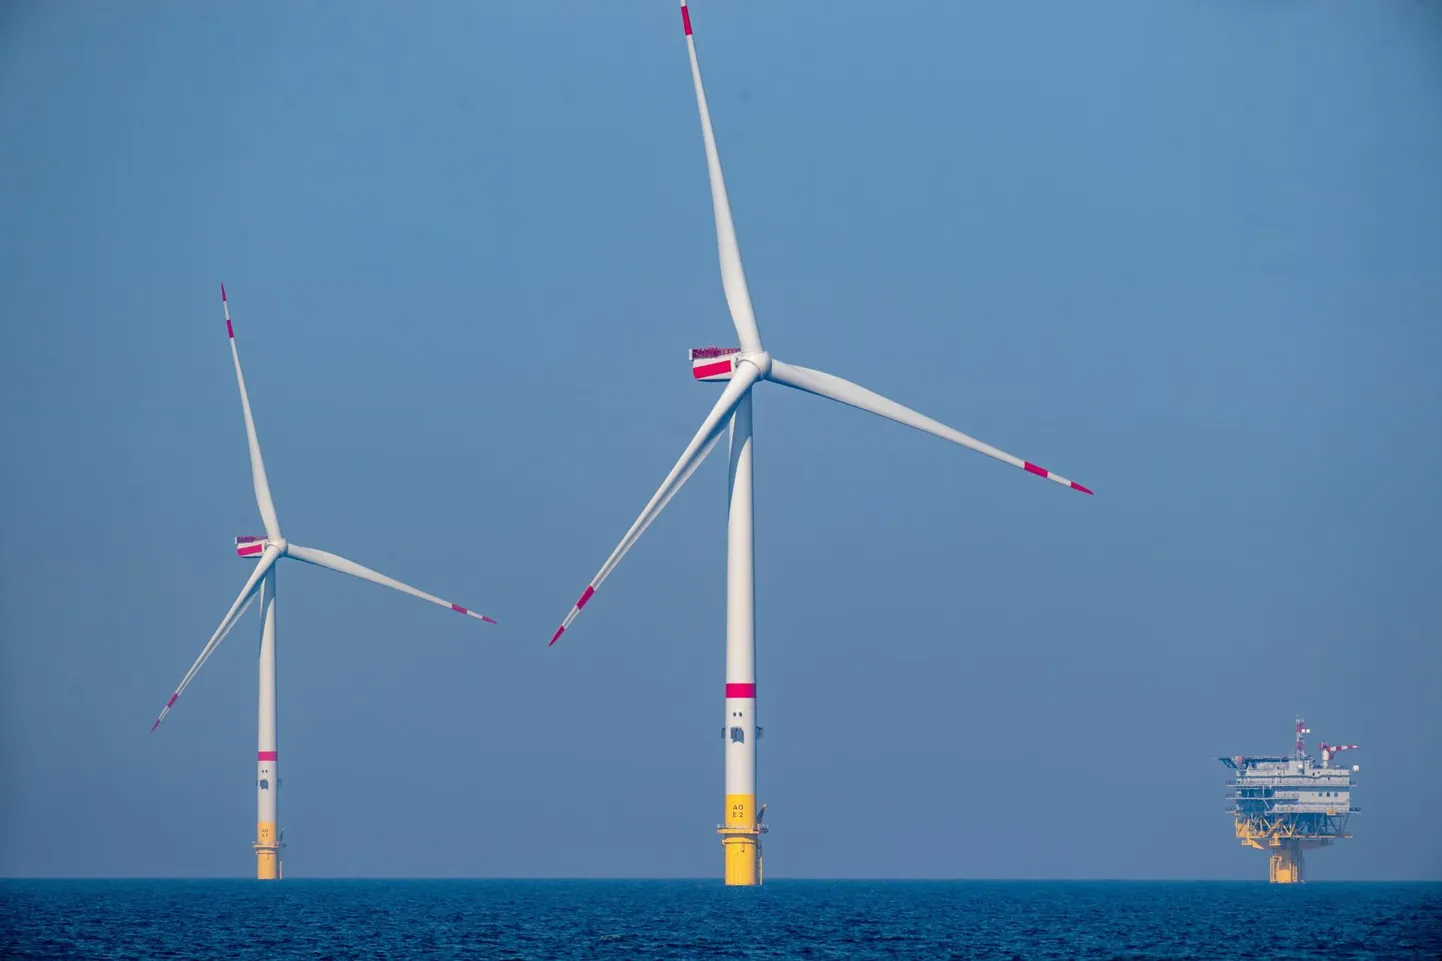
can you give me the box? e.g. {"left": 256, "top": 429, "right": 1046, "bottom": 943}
{"left": 1236, "top": 819, "right": 1333, "bottom": 884}
{"left": 1269, "top": 844, "right": 1304, "bottom": 884}
{"left": 717, "top": 793, "right": 764, "bottom": 886}
{"left": 254, "top": 821, "right": 282, "bottom": 880}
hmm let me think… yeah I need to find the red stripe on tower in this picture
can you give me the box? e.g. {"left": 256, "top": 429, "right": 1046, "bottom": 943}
{"left": 726, "top": 683, "right": 756, "bottom": 698}
{"left": 681, "top": 5, "right": 692, "bottom": 36}
{"left": 693, "top": 360, "right": 731, "bottom": 379}
{"left": 257, "top": 751, "right": 277, "bottom": 761}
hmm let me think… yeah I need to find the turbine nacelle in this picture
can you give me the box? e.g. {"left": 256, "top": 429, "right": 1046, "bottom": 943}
{"left": 691, "top": 346, "right": 741, "bottom": 382}
{"left": 692, "top": 347, "right": 772, "bottom": 381}
{"left": 236, "top": 535, "right": 287, "bottom": 559}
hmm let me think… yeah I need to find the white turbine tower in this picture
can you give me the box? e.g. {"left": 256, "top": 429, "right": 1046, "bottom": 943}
{"left": 151, "top": 285, "right": 496, "bottom": 880}
{"left": 549, "top": 1, "right": 1093, "bottom": 887}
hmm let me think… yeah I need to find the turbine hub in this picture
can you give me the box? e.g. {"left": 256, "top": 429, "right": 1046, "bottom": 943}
{"left": 737, "top": 350, "right": 771, "bottom": 379}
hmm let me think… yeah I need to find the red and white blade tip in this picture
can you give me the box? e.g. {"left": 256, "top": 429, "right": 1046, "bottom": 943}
{"left": 549, "top": 585, "right": 596, "bottom": 645}
{"left": 681, "top": 2, "right": 692, "bottom": 36}
{"left": 1023, "top": 461, "right": 1093, "bottom": 495}
{"left": 150, "top": 692, "right": 180, "bottom": 732}
{"left": 220, "top": 283, "right": 233, "bottom": 337}
{"left": 449, "top": 603, "right": 496, "bottom": 625}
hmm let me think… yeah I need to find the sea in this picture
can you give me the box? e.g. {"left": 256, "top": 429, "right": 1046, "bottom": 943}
{"left": 2, "top": 880, "right": 1439, "bottom": 960}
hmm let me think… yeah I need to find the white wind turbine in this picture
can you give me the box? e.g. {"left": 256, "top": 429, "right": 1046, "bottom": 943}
{"left": 549, "top": 1, "right": 1092, "bottom": 887}
{"left": 150, "top": 285, "right": 495, "bottom": 880}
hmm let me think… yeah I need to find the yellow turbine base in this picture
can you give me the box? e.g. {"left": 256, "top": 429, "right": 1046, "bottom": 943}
{"left": 718, "top": 794, "right": 761, "bottom": 887}
{"left": 254, "top": 821, "right": 281, "bottom": 881}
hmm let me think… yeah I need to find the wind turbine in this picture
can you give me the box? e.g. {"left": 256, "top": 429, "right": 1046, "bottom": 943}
{"left": 549, "top": 1, "right": 1092, "bottom": 887}
{"left": 150, "top": 285, "right": 495, "bottom": 880}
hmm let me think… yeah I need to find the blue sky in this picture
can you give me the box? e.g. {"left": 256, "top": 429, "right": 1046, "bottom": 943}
{"left": 1, "top": 1, "right": 1438, "bottom": 880}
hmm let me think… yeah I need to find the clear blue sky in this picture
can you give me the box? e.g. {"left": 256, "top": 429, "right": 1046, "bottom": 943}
{"left": 1, "top": 1, "right": 1438, "bottom": 880}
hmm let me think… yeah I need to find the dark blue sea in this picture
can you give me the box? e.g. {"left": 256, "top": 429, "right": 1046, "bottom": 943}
{"left": 2, "top": 880, "right": 1439, "bottom": 960}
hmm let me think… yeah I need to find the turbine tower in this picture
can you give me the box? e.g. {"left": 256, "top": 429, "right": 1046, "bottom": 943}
{"left": 550, "top": 2, "right": 1092, "bottom": 886}
{"left": 151, "top": 286, "right": 496, "bottom": 880}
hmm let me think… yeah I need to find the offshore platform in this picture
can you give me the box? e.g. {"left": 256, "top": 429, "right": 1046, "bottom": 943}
{"left": 1221, "top": 717, "right": 1360, "bottom": 883}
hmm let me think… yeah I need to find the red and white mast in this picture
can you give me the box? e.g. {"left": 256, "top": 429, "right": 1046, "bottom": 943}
{"left": 1317, "top": 742, "right": 1360, "bottom": 768}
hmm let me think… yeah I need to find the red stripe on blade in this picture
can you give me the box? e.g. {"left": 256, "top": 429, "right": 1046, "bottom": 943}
{"left": 1070, "top": 481, "right": 1093, "bottom": 495}
{"left": 726, "top": 683, "right": 756, "bottom": 698}
{"left": 220, "top": 284, "right": 227, "bottom": 302}
{"left": 227, "top": 319, "right": 234, "bottom": 339}
{"left": 481, "top": 615, "right": 497, "bottom": 624}
{"left": 237, "top": 544, "right": 263, "bottom": 556}
{"left": 1023, "top": 462, "right": 1048, "bottom": 478}
{"left": 150, "top": 719, "right": 161, "bottom": 732}
{"left": 451, "top": 603, "right": 468, "bottom": 615}
{"left": 576, "top": 586, "right": 596, "bottom": 610}
{"left": 257, "top": 751, "right": 277, "bottom": 761}
{"left": 549, "top": 626, "right": 566, "bottom": 646}
{"left": 166, "top": 693, "right": 179, "bottom": 708}
{"left": 693, "top": 360, "right": 731, "bottom": 379}
{"left": 681, "top": 5, "right": 692, "bottom": 35}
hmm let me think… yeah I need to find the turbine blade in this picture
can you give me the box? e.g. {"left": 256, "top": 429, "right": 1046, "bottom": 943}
{"left": 550, "top": 362, "right": 761, "bottom": 645}
{"left": 150, "top": 547, "right": 280, "bottom": 731}
{"left": 222, "top": 285, "right": 282, "bottom": 540}
{"left": 284, "top": 544, "right": 497, "bottom": 624}
{"left": 767, "top": 359, "right": 1093, "bottom": 495}
{"left": 680, "top": 1, "right": 764, "bottom": 354}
